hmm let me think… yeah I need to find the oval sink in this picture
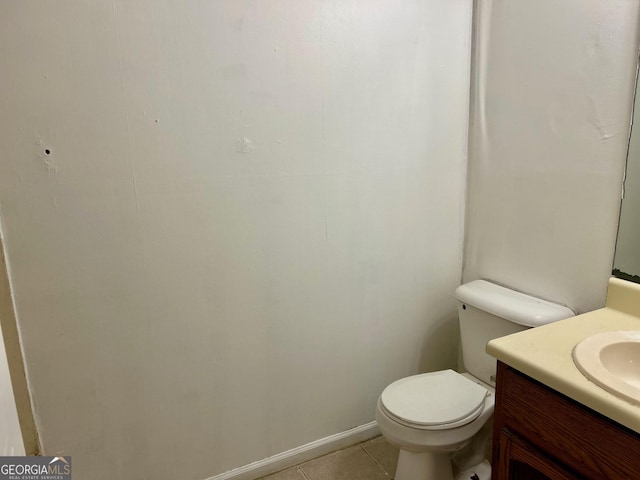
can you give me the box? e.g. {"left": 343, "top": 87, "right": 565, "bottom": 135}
{"left": 572, "top": 331, "right": 640, "bottom": 405}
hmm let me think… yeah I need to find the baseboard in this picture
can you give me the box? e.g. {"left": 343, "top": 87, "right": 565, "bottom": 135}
{"left": 205, "top": 421, "right": 380, "bottom": 480}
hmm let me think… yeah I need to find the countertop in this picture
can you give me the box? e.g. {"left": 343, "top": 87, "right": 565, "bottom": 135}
{"left": 486, "top": 277, "right": 640, "bottom": 434}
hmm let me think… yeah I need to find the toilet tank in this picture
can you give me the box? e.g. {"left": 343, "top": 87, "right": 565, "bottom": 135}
{"left": 455, "top": 280, "right": 574, "bottom": 386}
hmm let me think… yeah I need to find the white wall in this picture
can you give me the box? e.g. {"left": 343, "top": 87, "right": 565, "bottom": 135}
{"left": 0, "top": 1, "right": 471, "bottom": 479}
{"left": 464, "top": 0, "right": 640, "bottom": 313}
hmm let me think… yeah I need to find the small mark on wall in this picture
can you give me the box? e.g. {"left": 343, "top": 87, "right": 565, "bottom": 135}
{"left": 34, "top": 136, "right": 58, "bottom": 173}
{"left": 40, "top": 147, "right": 58, "bottom": 173}
{"left": 601, "top": 132, "right": 615, "bottom": 141}
{"left": 231, "top": 16, "right": 244, "bottom": 33}
{"left": 236, "top": 136, "right": 253, "bottom": 154}
{"left": 218, "top": 63, "right": 247, "bottom": 81}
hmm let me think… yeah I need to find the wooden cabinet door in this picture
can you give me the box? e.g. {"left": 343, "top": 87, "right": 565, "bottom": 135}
{"left": 496, "top": 429, "right": 580, "bottom": 480}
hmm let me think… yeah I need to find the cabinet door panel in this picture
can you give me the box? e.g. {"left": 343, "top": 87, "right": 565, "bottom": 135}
{"left": 498, "top": 430, "right": 579, "bottom": 480}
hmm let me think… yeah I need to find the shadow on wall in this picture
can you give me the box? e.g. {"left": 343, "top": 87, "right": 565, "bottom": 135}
{"left": 417, "top": 313, "right": 460, "bottom": 374}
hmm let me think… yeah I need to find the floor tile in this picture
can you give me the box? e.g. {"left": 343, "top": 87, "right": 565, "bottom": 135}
{"left": 300, "top": 445, "right": 390, "bottom": 480}
{"left": 258, "top": 466, "right": 305, "bottom": 480}
{"left": 362, "top": 436, "right": 399, "bottom": 477}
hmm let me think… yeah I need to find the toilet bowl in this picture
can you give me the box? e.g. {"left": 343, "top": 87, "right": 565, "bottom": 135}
{"left": 375, "top": 370, "right": 494, "bottom": 480}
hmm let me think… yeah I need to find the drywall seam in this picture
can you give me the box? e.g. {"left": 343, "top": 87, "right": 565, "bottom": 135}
{"left": 474, "top": 0, "right": 491, "bottom": 163}
{"left": 456, "top": 2, "right": 474, "bottom": 286}
{"left": 110, "top": 0, "right": 147, "bottom": 278}
{"left": 460, "top": 0, "right": 481, "bottom": 285}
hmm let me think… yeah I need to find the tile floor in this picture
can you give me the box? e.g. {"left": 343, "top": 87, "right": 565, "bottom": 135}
{"left": 257, "top": 436, "right": 399, "bottom": 480}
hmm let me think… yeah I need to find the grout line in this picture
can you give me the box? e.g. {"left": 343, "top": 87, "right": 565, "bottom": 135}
{"left": 296, "top": 466, "right": 310, "bottom": 480}
{"left": 257, "top": 436, "right": 389, "bottom": 480}
{"left": 360, "top": 445, "right": 392, "bottom": 478}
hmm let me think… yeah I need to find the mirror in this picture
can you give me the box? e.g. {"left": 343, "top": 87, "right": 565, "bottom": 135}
{"left": 613, "top": 76, "right": 640, "bottom": 283}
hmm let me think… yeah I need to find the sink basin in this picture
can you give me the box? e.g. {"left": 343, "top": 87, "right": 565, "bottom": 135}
{"left": 572, "top": 331, "right": 640, "bottom": 404}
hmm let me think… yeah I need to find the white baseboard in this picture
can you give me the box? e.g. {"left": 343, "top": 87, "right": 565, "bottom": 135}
{"left": 205, "top": 421, "right": 380, "bottom": 480}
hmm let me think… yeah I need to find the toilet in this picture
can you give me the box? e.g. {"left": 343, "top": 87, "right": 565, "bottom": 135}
{"left": 375, "top": 280, "right": 574, "bottom": 480}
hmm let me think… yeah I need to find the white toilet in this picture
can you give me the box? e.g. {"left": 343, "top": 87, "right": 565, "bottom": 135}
{"left": 375, "top": 280, "right": 574, "bottom": 480}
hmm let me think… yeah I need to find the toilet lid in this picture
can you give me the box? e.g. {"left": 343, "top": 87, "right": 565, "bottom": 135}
{"left": 380, "top": 370, "right": 488, "bottom": 428}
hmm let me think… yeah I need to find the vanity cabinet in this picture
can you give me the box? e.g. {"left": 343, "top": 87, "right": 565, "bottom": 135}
{"left": 491, "top": 361, "right": 640, "bottom": 480}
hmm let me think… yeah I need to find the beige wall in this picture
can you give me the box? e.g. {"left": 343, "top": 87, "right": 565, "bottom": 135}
{"left": 0, "top": 1, "right": 471, "bottom": 479}
{"left": 464, "top": 0, "right": 640, "bottom": 313}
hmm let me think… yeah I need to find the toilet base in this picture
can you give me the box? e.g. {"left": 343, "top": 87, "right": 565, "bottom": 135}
{"left": 394, "top": 449, "right": 453, "bottom": 480}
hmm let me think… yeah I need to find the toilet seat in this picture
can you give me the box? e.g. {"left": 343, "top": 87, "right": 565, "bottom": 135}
{"left": 379, "top": 370, "right": 488, "bottom": 431}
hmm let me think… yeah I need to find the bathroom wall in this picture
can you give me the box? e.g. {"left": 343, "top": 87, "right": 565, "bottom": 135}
{"left": 464, "top": 0, "right": 640, "bottom": 313}
{"left": 0, "top": 1, "right": 471, "bottom": 479}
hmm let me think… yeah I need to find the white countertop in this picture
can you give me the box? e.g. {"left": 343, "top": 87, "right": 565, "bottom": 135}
{"left": 487, "top": 277, "right": 640, "bottom": 434}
